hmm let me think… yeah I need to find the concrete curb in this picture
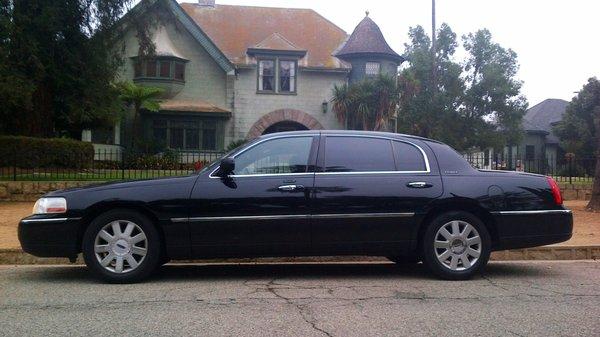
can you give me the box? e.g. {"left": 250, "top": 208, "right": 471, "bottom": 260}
{"left": 1, "top": 245, "right": 599, "bottom": 265}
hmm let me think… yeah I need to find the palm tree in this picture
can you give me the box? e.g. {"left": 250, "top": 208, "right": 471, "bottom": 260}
{"left": 331, "top": 74, "right": 399, "bottom": 131}
{"left": 118, "top": 81, "right": 163, "bottom": 147}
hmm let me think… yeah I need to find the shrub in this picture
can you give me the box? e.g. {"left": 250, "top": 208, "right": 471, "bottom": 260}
{"left": 0, "top": 136, "right": 94, "bottom": 169}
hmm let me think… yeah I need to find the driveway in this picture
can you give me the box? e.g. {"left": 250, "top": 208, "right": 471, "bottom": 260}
{"left": 0, "top": 261, "right": 598, "bottom": 336}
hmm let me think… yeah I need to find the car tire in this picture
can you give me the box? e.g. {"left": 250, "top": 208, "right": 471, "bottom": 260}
{"left": 421, "top": 211, "right": 491, "bottom": 280}
{"left": 82, "top": 209, "right": 161, "bottom": 283}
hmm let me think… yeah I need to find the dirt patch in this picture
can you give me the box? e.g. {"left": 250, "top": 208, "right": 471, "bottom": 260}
{"left": 0, "top": 202, "right": 33, "bottom": 249}
{"left": 0, "top": 200, "right": 598, "bottom": 250}
{"left": 562, "top": 200, "right": 600, "bottom": 246}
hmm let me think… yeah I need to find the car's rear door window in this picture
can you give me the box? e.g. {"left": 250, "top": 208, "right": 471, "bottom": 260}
{"left": 324, "top": 136, "right": 395, "bottom": 172}
{"left": 234, "top": 136, "right": 313, "bottom": 175}
{"left": 392, "top": 141, "right": 427, "bottom": 172}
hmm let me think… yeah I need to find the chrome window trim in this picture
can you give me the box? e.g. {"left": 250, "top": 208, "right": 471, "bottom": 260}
{"left": 209, "top": 134, "right": 318, "bottom": 179}
{"left": 171, "top": 212, "right": 415, "bottom": 223}
{"left": 491, "top": 210, "right": 572, "bottom": 215}
{"left": 322, "top": 134, "right": 431, "bottom": 174}
{"left": 21, "top": 217, "right": 80, "bottom": 223}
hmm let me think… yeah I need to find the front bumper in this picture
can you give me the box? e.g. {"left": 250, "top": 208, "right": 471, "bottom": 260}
{"left": 18, "top": 215, "right": 82, "bottom": 258}
{"left": 491, "top": 209, "right": 573, "bottom": 251}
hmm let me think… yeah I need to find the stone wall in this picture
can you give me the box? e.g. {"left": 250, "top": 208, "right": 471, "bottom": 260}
{"left": 558, "top": 183, "right": 593, "bottom": 201}
{"left": 0, "top": 181, "right": 593, "bottom": 203}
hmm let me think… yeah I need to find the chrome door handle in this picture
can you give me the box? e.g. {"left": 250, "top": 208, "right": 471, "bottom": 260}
{"left": 407, "top": 181, "right": 432, "bottom": 188}
{"left": 278, "top": 184, "right": 304, "bottom": 191}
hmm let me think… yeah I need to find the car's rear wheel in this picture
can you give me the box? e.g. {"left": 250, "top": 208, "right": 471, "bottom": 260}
{"left": 82, "top": 209, "right": 160, "bottom": 283}
{"left": 422, "top": 211, "right": 491, "bottom": 280}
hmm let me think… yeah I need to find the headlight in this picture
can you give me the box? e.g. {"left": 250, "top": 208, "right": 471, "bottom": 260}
{"left": 32, "top": 197, "right": 67, "bottom": 214}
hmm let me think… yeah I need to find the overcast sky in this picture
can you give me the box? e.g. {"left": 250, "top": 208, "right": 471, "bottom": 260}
{"left": 181, "top": 0, "right": 600, "bottom": 105}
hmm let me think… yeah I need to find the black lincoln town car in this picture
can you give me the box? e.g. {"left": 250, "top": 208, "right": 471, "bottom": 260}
{"left": 19, "top": 131, "right": 573, "bottom": 283}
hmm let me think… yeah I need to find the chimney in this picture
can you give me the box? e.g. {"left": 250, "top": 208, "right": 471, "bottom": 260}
{"left": 198, "top": 0, "right": 215, "bottom": 7}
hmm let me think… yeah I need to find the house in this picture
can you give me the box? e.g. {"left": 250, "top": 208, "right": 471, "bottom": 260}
{"left": 504, "top": 98, "right": 569, "bottom": 171}
{"left": 464, "top": 98, "right": 569, "bottom": 171}
{"left": 84, "top": 0, "right": 402, "bottom": 153}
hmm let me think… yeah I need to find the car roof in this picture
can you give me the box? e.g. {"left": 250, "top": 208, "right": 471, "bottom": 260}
{"left": 258, "top": 130, "right": 442, "bottom": 144}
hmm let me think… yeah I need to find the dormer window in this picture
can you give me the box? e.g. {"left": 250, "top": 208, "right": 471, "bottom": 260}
{"left": 134, "top": 57, "right": 187, "bottom": 82}
{"left": 257, "top": 58, "right": 297, "bottom": 94}
{"left": 365, "top": 62, "right": 380, "bottom": 76}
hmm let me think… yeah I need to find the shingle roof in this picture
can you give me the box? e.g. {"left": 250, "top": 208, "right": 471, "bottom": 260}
{"left": 335, "top": 15, "right": 403, "bottom": 62}
{"left": 523, "top": 98, "right": 569, "bottom": 143}
{"left": 179, "top": 3, "right": 349, "bottom": 69}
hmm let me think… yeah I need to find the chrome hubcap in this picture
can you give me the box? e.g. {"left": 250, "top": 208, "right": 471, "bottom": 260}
{"left": 94, "top": 220, "right": 147, "bottom": 274}
{"left": 434, "top": 220, "right": 481, "bottom": 271}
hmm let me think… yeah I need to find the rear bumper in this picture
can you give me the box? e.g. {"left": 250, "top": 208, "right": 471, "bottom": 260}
{"left": 491, "top": 209, "right": 573, "bottom": 251}
{"left": 18, "top": 216, "right": 81, "bottom": 258}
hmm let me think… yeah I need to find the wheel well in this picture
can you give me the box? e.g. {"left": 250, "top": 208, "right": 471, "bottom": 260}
{"left": 416, "top": 202, "right": 499, "bottom": 251}
{"left": 77, "top": 203, "right": 167, "bottom": 255}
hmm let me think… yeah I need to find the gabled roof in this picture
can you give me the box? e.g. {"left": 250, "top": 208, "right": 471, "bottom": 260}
{"left": 335, "top": 15, "right": 403, "bottom": 63}
{"left": 253, "top": 33, "right": 303, "bottom": 51}
{"left": 179, "top": 3, "right": 349, "bottom": 69}
{"left": 523, "top": 98, "right": 569, "bottom": 143}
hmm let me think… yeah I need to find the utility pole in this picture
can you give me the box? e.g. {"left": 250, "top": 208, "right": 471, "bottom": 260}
{"left": 431, "top": 0, "right": 437, "bottom": 89}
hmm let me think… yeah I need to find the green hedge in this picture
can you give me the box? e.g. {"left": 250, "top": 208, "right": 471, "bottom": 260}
{"left": 0, "top": 136, "right": 94, "bottom": 169}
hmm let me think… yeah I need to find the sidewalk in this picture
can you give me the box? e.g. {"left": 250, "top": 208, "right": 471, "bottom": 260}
{"left": 1, "top": 200, "right": 598, "bottom": 264}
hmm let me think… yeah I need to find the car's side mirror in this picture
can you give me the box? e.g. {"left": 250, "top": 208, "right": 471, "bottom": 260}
{"left": 217, "top": 157, "right": 235, "bottom": 177}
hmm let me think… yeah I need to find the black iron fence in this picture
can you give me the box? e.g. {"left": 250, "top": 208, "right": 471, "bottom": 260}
{"left": 0, "top": 147, "right": 596, "bottom": 183}
{"left": 463, "top": 154, "right": 596, "bottom": 183}
{"left": 0, "top": 148, "right": 225, "bottom": 181}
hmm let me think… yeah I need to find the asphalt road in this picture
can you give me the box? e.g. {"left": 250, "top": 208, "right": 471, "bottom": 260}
{"left": 0, "top": 261, "right": 599, "bottom": 337}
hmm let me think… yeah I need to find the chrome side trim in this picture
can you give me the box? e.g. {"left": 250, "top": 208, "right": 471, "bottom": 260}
{"left": 172, "top": 212, "right": 415, "bottom": 223}
{"left": 312, "top": 212, "right": 415, "bottom": 219}
{"left": 21, "top": 217, "right": 76, "bottom": 223}
{"left": 491, "top": 210, "right": 572, "bottom": 215}
{"left": 186, "top": 214, "right": 311, "bottom": 222}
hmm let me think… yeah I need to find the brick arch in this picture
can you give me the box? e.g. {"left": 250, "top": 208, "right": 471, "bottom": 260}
{"left": 246, "top": 109, "right": 324, "bottom": 139}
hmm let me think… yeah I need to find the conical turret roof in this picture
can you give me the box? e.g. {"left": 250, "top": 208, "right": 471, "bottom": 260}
{"left": 336, "top": 15, "right": 402, "bottom": 62}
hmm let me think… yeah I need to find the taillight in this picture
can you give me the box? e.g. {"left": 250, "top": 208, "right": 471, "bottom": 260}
{"left": 546, "top": 176, "right": 563, "bottom": 205}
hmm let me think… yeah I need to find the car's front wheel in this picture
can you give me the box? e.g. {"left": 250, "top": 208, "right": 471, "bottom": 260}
{"left": 422, "top": 211, "right": 491, "bottom": 280}
{"left": 82, "top": 209, "right": 161, "bottom": 283}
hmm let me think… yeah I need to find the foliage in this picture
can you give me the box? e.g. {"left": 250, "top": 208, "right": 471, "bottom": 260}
{"left": 226, "top": 139, "right": 248, "bottom": 152}
{"left": 397, "top": 24, "right": 527, "bottom": 151}
{"left": 554, "top": 78, "right": 600, "bottom": 157}
{"left": 553, "top": 77, "right": 600, "bottom": 210}
{"left": 331, "top": 74, "right": 399, "bottom": 131}
{"left": 0, "top": 136, "right": 94, "bottom": 169}
{"left": 0, "top": 0, "right": 161, "bottom": 138}
{"left": 117, "top": 81, "right": 163, "bottom": 147}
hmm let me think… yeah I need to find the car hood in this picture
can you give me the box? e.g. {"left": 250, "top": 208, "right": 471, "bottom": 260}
{"left": 44, "top": 175, "right": 198, "bottom": 197}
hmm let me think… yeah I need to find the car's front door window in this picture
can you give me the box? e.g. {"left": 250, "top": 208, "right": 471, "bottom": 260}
{"left": 234, "top": 136, "right": 313, "bottom": 175}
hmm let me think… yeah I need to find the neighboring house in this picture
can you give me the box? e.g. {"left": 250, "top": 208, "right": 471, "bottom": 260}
{"left": 464, "top": 98, "right": 569, "bottom": 171}
{"left": 504, "top": 98, "right": 568, "bottom": 171}
{"left": 84, "top": 0, "right": 402, "bottom": 153}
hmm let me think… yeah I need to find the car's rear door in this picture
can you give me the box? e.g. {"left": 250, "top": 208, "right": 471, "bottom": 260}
{"left": 189, "top": 134, "right": 319, "bottom": 257}
{"left": 311, "top": 135, "right": 443, "bottom": 255}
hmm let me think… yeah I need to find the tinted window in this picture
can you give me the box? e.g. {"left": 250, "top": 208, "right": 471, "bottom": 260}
{"left": 392, "top": 141, "right": 427, "bottom": 171}
{"left": 324, "top": 137, "right": 395, "bottom": 172}
{"left": 234, "top": 137, "right": 313, "bottom": 175}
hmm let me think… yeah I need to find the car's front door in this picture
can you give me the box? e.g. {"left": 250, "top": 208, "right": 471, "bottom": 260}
{"left": 311, "top": 135, "right": 443, "bottom": 255}
{"left": 189, "top": 135, "right": 318, "bottom": 258}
